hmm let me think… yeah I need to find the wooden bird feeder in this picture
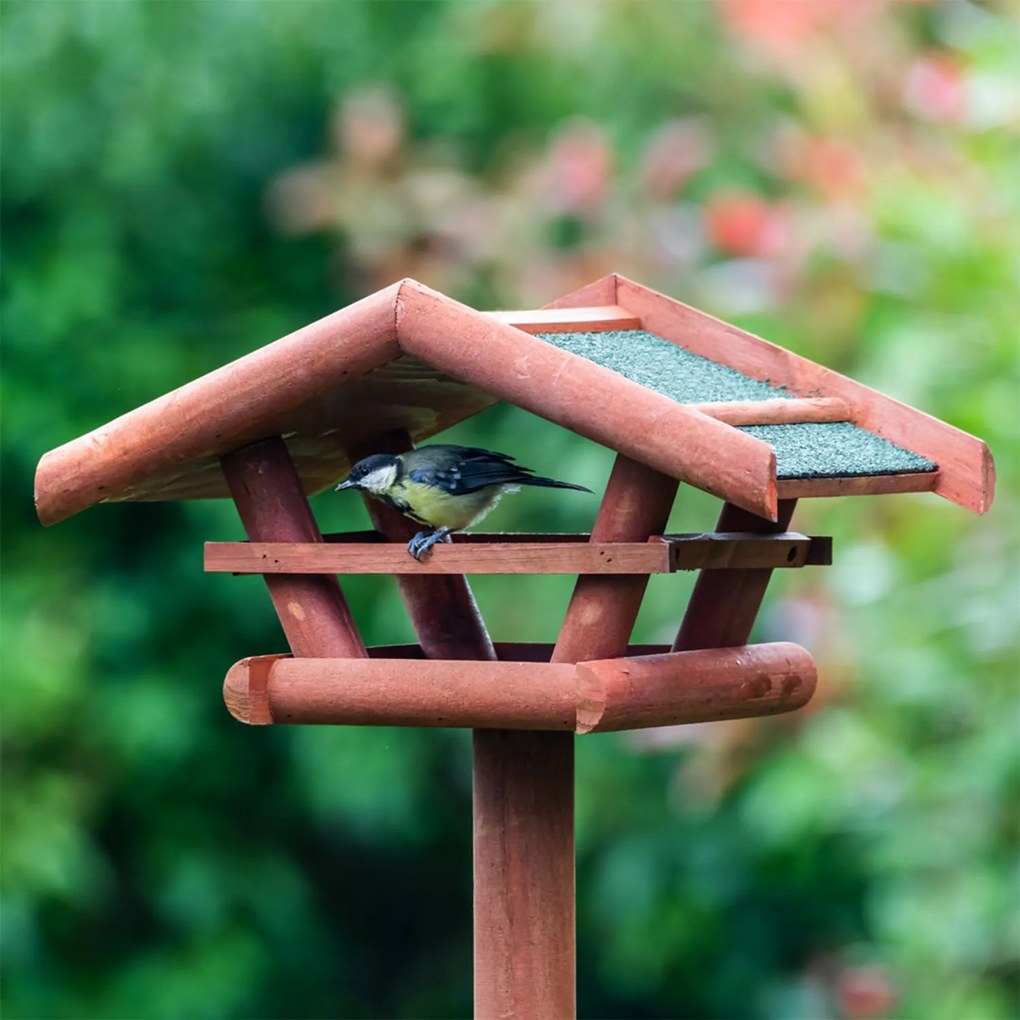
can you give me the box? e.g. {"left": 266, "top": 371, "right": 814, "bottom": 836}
{"left": 35, "top": 274, "right": 994, "bottom": 1019}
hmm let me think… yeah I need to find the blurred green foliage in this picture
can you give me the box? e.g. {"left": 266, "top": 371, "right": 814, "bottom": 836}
{"left": 2, "top": 2, "right": 1018, "bottom": 1018}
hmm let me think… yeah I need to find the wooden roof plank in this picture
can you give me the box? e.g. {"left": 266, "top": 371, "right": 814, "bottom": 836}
{"left": 485, "top": 305, "right": 640, "bottom": 334}
{"left": 34, "top": 283, "right": 403, "bottom": 526}
{"left": 616, "top": 274, "right": 994, "bottom": 513}
{"left": 396, "top": 280, "right": 780, "bottom": 521}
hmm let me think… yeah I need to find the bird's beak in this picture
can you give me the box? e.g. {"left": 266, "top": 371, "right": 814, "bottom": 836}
{"left": 334, "top": 479, "right": 356, "bottom": 492}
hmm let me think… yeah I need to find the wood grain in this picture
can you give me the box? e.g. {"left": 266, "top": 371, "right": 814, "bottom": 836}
{"left": 220, "top": 438, "right": 366, "bottom": 659}
{"left": 577, "top": 643, "right": 817, "bottom": 733}
{"left": 616, "top": 274, "right": 994, "bottom": 514}
{"left": 205, "top": 540, "right": 667, "bottom": 574}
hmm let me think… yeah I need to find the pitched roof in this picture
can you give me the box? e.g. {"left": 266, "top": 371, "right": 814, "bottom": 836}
{"left": 34, "top": 274, "right": 994, "bottom": 527}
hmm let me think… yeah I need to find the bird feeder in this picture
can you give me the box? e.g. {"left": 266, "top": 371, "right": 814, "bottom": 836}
{"left": 35, "top": 274, "right": 994, "bottom": 1019}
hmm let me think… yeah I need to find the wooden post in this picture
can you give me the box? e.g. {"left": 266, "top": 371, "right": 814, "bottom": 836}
{"left": 220, "top": 437, "right": 366, "bottom": 659}
{"left": 674, "top": 499, "right": 798, "bottom": 651}
{"left": 477, "top": 455, "right": 678, "bottom": 1020}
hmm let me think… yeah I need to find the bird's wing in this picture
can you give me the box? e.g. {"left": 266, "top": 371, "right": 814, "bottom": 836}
{"left": 405, "top": 448, "right": 534, "bottom": 495}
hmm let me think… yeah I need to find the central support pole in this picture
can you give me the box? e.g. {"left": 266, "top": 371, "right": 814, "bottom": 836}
{"left": 477, "top": 454, "right": 678, "bottom": 1020}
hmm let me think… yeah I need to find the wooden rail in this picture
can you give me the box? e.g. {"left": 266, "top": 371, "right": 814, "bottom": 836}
{"left": 486, "top": 304, "right": 640, "bottom": 334}
{"left": 222, "top": 643, "right": 817, "bottom": 732}
{"left": 204, "top": 532, "right": 832, "bottom": 575}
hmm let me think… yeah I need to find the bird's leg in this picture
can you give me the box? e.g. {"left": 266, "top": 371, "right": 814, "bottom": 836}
{"left": 407, "top": 527, "right": 452, "bottom": 560}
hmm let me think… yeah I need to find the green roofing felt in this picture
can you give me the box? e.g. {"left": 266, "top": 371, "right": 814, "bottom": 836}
{"left": 537, "top": 329, "right": 936, "bottom": 480}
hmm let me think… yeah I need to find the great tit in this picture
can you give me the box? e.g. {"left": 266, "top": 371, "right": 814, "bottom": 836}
{"left": 335, "top": 443, "right": 592, "bottom": 559}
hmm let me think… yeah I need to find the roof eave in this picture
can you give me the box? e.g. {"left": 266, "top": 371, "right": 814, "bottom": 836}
{"left": 34, "top": 282, "right": 403, "bottom": 526}
{"left": 614, "top": 275, "right": 995, "bottom": 514}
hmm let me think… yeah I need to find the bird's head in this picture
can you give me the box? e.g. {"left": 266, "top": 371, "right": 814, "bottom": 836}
{"left": 334, "top": 453, "right": 400, "bottom": 496}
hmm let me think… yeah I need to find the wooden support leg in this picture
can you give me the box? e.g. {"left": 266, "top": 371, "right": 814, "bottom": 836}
{"left": 478, "top": 455, "right": 679, "bottom": 1020}
{"left": 346, "top": 431, "right": 496, "bottom": 662}
{"left": 673, "top": 499, "right": 798, "bottom": 651}
{"left": 221, "top": 437, "right": 366, "bottom": 659}
{"left": 553, "top": 455, "right": 680, "bottom": 662}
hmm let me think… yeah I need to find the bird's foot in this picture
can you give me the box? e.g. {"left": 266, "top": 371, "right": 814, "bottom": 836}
{"left": 408, "top": 528, "right": 451, "bottom": 560}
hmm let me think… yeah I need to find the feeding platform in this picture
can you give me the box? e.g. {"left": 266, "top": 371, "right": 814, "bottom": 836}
{"left": 35, "top": 274, "right": 994, "bottom": 1020}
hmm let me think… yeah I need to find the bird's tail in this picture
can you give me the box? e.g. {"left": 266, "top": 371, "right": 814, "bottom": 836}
{"left": 520, "top": 475, "right": 592, "bottom": 493}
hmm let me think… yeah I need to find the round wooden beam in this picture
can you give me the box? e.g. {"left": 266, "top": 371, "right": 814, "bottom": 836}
{"left": 224, "top": 656, "right": 576, "bottom": 729}
{"left": 577, "top": 642, "right": 816, "bottom": 733}
{"left": 222, "top": 643, "right": 817, "bottom": 733}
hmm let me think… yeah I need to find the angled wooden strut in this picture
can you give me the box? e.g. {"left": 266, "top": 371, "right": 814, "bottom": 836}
{"left": 346, "top": 430, "right": 496, "bottom": 662}
{"left": 220, "top": 437, "right": 366, "bottom": 660}
{"left": 674, "top": 499, "right": 798, "bottom": 651}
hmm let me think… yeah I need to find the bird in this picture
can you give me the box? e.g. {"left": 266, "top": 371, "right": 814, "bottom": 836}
{"left": 334, "top": 443, "right": 592, "bottom": 559}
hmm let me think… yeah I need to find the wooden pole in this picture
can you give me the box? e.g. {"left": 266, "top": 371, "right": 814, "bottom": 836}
{"left": 220, "top": 437, "right": 366, "bottom": 659}
{"left": 479, "top": 454, "right": 680, "bottom": 1020}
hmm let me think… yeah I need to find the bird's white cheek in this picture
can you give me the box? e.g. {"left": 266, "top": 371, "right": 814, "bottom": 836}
{"left": 360, "top": 464, "right": 398, "bottom": 494}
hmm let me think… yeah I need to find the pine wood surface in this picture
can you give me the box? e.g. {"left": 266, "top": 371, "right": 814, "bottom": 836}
{"left": 485, "top": 304, "right": 640, "bottom": 333}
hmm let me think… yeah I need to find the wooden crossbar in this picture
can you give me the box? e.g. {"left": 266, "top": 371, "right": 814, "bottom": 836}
{"left": 485, "top": 304, "right": 640, "bottom": 334}
{"left": 222, "top": 642, "right": 817, "bottom": 732}
{"left": 204, "top": 532, "right": 832, "bottom": 575}
{"left": 690, "top": 396, "right": 849, "bottom": 426}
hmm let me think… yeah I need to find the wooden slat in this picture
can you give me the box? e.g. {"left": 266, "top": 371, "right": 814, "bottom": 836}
{"left": 690, "top": 396, "right": 850, "bottom": 426}
{"left": 485, "top": 305, "right": 641, "bottom": 334}
{"left": 204, "top": 532, "right": 831, "bottom": 575}
{"left": 396, "top": 280, "right": 779, "bottom": 521}
{"left": 204, "top": 540, "right": 670, "bottom": 575}
{"left": 616, "top": 274, "right": 994, "bottom": 514}
{"left": 777, "top": 471, "right": 939, "bottom": 499}
{"left": 656, "top": 532, "right": 831, "bottom": 570}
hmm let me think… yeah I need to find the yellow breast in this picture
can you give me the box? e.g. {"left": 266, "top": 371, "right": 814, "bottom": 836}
{"left": 396, "top": 481, "right": 505, "bottom": 531}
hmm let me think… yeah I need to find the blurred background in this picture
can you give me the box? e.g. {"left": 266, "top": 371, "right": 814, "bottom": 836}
{"left": 2, "top": 1, "right": 1017, "bottom": 1017}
